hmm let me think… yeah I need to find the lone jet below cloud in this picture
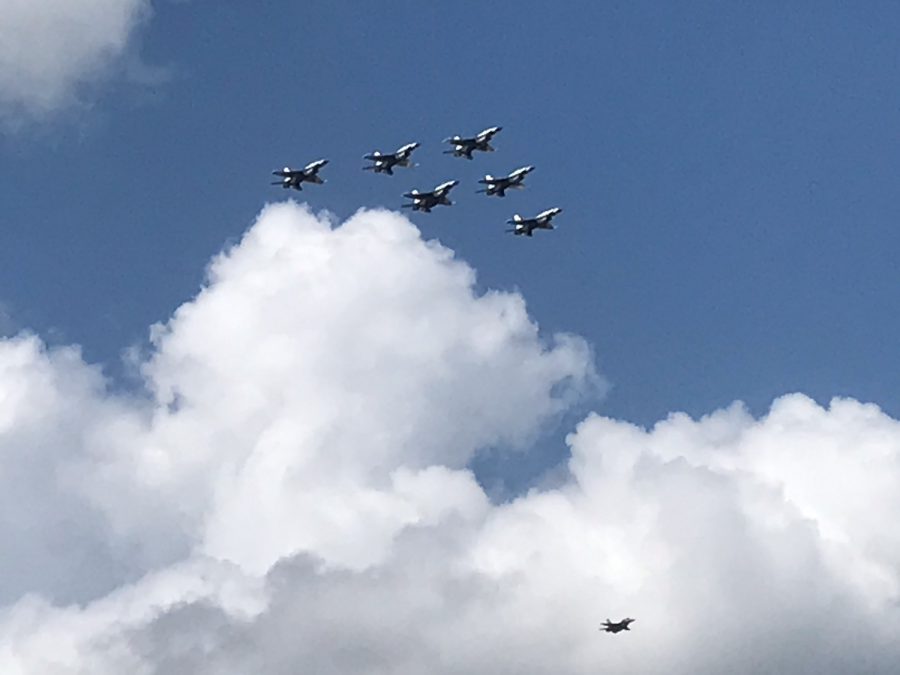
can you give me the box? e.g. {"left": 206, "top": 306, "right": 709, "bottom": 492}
{"left": 600, "top": 618, "right": 636, "bottom": 634}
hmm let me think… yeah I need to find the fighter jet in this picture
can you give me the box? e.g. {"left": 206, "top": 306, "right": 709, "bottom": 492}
{"left": 363, "top": 142, "right": 420, "bottom": 175}
{"left": 477, "top": 165, "right": 535, "bottom": 197}
{"left": 443, "top": 126, "right": 502, "bottom": 159}
{"left": 506, "top": 207, "right": 563, "bottom": 236}
{"left": 402, "top": 180, "right": 459, "bottom": 212}
{"left": 600, "top": 618, "right": 636, "bottom": 634}
{"left": 271, "top": 159, "right": 329, "bottom": 191}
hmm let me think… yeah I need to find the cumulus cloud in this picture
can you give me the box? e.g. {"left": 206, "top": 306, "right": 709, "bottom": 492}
{"left": 1, "top": 204, "right": 899, "bottom": 674}
{"left": 0, "top": 0, "right": 152, "bottom": 122}
{"left": 0, "top": 203, "right": 593, "bottom": 600}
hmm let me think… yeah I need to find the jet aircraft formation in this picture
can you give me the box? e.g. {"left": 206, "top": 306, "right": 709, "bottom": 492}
{"left": 271, "top": 126, "right": 563, "bottom": 238}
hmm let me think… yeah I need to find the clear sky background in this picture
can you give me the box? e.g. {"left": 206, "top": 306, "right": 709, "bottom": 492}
{"left": 2, "top": 1, "right": 898, "bottom": 428}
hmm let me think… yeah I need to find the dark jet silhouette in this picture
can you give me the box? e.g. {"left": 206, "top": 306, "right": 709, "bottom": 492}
{"left": 600, "top": 618, "right": 636, "bottom": 634}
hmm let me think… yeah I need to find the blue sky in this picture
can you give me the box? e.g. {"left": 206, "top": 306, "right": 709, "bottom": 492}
{"left": 1, "top": 0, "right": 898, "bottom": 429}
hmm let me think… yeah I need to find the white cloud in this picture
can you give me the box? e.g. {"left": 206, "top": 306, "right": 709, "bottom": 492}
{"left": 1, "top": 204, "right": 899, "bottom": 673}
{"left": 0, "top": 203, "right": 594, "bottom": 601}
{"left": 0, "top": 0, "right": 152, "bottom": 122}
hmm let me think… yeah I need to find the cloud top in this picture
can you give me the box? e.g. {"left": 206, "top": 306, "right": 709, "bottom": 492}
{"left": 0, "top": 0, "right": 151, "bottom": 122}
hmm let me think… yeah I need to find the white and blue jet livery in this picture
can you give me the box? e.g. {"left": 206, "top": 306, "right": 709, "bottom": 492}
{"left": 443, "top": 126, "right": 502, "bottom": 159}
{"left": 402, "top": 180, "right": 459, "bottom": 213}
{"left": 363, "top": 142, "right": 420, "bottom": 175}
{"left": 271, "top": 159, "right": 329, "bottom": 191}
{"left": 506, "top": 207, "right": 563, "bottom": 236}
{"left": 477, "top": 165, "right": 535, "bottom": 197}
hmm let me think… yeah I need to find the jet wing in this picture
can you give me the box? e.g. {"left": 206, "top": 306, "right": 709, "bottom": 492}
{"left": 434, "top": 183, "right": 456, "bottom": 196}
{"left": 479, "top": 175, "right": 503, "bottom": 184}
{"left": 476, "top": 126, "right": 501, "bottom": 141}
{"left": 303, "top": 159, "right": 329, "bottom": 172}
{"left": 537, "top": 208, "right": 562, "bottom": 221}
